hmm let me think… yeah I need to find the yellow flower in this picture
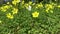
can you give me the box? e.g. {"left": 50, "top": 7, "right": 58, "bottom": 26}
{"left": 12, "top": 0, "right": 20, "bottom": 5}
{"left": 57, "top": 5, "right": 60, "bottom": 8}
{"left": 0, "top": 7, "right": 6, "bottom": 12}
{"left": 6, "top": 13, "right": 14, "bottom": 19}
{"left": 46, "top": 8, "right": 53, "bottom": 13}
{"left": 0, "top": 20, "right": 2, "bottom": 24}
{"left": 32, "top": 11, "right": 39, "bottom": 18}
{"left": 12, "top": 1, "right": 16, "bottom": 5}
{"left": 21, "top": 1, "right": 24, "bottom": 5}
{"left": 29, "top": 1, "right": 32, "bottom": 5}
{"left": 46, "top": 8, "right": 49, "bottom": 13}
{"left": 45, "top": 4, "right": 54, "bottom": 9}
{"left": 12, "top": 8, "right": 18, "bottom": 14}
{"left": 37, "top": 3, "right": 43, "bottom": 8}
{"left": 7, "top": 2, "right": 10, "bottom": 4}
{"left": 25, "top": 4, "right": 29, "bottom": 9}
{"left": 45, "top": 4, "right": 54, "bottom": 13}
{"left": 0, "top": 5, "right": 11, "bottom": 12}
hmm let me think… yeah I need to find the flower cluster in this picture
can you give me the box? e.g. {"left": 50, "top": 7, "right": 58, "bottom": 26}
{"left": 6, "top": 13, "right": 14, "bottom": 19}
{"left": 0, "top": 5, "right": 12, "bottom": 12}
{"left": 12, "top": 8, "right": 18, "bottom": 15}
{"left": 45, "top": 4, "right": 54, "bottom": 13}
{"left": 12, "top": 0, "right": 20, "bottom": 5}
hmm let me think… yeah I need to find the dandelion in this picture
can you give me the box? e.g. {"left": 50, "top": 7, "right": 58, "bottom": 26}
{"left": 6, "top": 13, "right": 14, "bottom": 19}
{"left": 32, "top": 11, "right": 39, "bottom": 18}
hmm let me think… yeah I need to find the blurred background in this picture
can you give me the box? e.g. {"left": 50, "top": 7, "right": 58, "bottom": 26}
{"left": 0, "top": 0, "right": 60, "bottom": 4}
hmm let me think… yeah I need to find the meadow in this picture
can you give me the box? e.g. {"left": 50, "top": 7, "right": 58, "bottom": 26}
{"left": 0, "top": 0, "right": 60, "bottom": 34}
